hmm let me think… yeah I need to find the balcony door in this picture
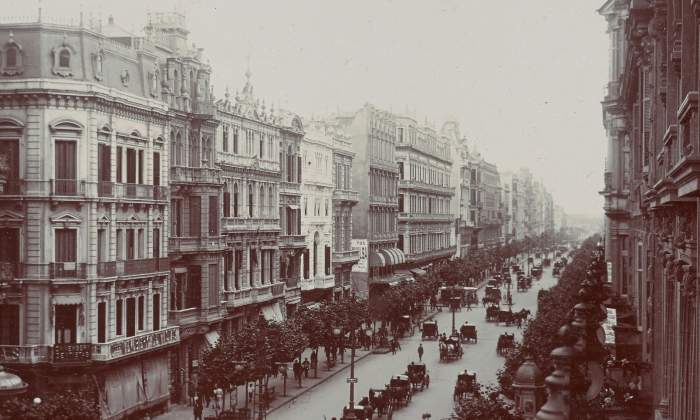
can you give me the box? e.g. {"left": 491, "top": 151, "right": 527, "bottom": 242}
{"left": 126, "top": 297, "right": 136, "bottom": 337}
{"left": 0, "top": 304, "right": 19, "bottom": 345}
{"left": 55, "top": 140, "right": 76, "bottom": 195}
{"left": 0, "top": 139, "right": 19, "bottom": 194}
{"left": 55, "top": 305, "right": 77, "bottom": 344}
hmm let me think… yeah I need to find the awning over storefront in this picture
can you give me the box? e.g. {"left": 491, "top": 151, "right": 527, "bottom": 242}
{"left": 53, "top": 295, "right": 82, "bottom": 305}
{"left": 369, "top": 251, "right": 386, "bottom": 268}
{"left": 204, "top": 330, "right": 220, "bottom": 348}
{"left": 261, "top": 302, "right": 285, "bottom": 323}
{"left": 378, "top": 248, "right": 406, "bottom": 266}
{"left": 410, "top": 268, "right": 427, "bottom": 277}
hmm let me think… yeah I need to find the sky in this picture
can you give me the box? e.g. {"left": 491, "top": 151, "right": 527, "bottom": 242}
{"left": 11, "top": 0, "right": 609, "bottom": 216}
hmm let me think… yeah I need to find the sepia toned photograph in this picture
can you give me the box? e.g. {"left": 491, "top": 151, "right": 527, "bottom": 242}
{"left": 0, "top": 0, "right": 679, "bottom": 419}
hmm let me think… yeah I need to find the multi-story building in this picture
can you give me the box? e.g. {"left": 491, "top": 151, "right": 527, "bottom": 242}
{"left": 333, "top": 104, "right": 403, "bottom": 297}
{"left": 395, "top": 115, "right": 455, "bottom": 268}
{"left": 599, "top": 0, "right": 700, "bottom": 417}
{"left": 444, "top": 121, "right": 476, "bottom": 257}
{"left": 277, "top": 109, "right": 305, "bottom": 316}
{"left": 475, "top": 158, "right": 503, "bottom": 248}
{"left": 0, "top": 13, "right": 180, "bottom": 418}
{"left": 214, "top": 70, "right": 288, "bottom": 335}
{"left": 300, "top": 121, "right": 335, "bottom": 303}
{"left": 553, "top": 205, "right": 566, "bottom": 234}
{"left": 500, "top": 172, "right": 514, "bottom": 244}
{"left": 329, "top": 122, "right": 359, "bottom": 301}
{"left": 518, "top": 167, "right": 537, "bottom": 237}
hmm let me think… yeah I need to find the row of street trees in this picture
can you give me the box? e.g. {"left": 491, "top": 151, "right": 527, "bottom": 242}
{"left": 0, "top": 389, "right": 99, "bottom": 420}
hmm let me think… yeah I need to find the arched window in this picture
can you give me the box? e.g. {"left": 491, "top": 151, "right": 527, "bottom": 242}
{"left": 259, "top": 185, "right": 265, "bottom": 218}
{"left": 248, "top": 184, "right": 254, "bottom": 217}
{"left": 59, "top": 49, "right": 70, "bottom": 68}
{"left": 176, "top": 132, "right": 183, "bottom": 165}
{"left": 233, "top": 183, "right": 239, "bottom": 217}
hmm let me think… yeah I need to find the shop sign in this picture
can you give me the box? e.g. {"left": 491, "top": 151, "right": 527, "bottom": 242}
{"left": 108, "top": 327, "right": 179, "bottom": 359}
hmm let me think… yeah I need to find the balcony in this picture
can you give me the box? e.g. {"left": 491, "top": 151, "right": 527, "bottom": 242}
{"left": 217, "top": 152, "right": 280, "bottom": 173}
{"left": 604, "top": 80, "right": 620, "bottom": 101}
{"left": 53, "top": 343, "right": 92, "bottom": 364}
{"left": 0, "top": 179, "right": 24, "bottom": 196}
{"left": 170, "top": 236, "right": 226, "bottom": 254}
{"left": 283, "top": 277, "right": 300, "bottom": 289}
{"left": 98, "top": 181, "right": 113, "bottom": 197}
{"left": 52, "top": 179, "right": 86, "bottom": 197}
{"left": 604, "top": 195, "right": 630, "bottom": 218}
{"left": 0, "top": 262, "right": 23, "bottom": 281}
{"left": 301, "top": 275, "right": 335, "bottom": 291}
{"left": 398, "top": 212, "right": 454, "bottom": 223}
{"left": 405, "top": 246, "right": 457, "bottom": 264}
{"left": 398, "top": 179, "right": 454, "bottom": 195}
{"left": 0, "top": 345, "right": 50, "bottom": 364}
{"left": 49, "top": 262, "right": 88, "bottom": 279}
{"left": 369, "top": 195, "right": 398, "bottom": 206}
{"left": 224, "top": 288, "right": 254, "bottom": 308}
{"left": 332, "top": 249, "right": 360, "bottom": 264}
{"left": 279, "top": 234, "right": 305, "bottom": 248}
{"left": 91, "top": 326, "right": 179, "bottom": 362}
{"left": 193, "top": 100, "right": 217, "bottom": 117}
{"left": 170, "top": 165, "right": 221, "bottom": 184}
{"left": 222, "top": 218, "right": 280, "bottom": 233}
{"left": 333, "top": 189, "right": 359, "bottom": 203}
{"left": 280, "top": 181, "right": 301, "bottom": 193}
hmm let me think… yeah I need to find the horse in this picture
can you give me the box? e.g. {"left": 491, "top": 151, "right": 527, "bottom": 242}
{"left": 514, "top": 309, "right": 531, "bottom": 328}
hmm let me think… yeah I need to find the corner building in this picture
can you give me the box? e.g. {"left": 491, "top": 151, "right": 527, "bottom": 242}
{"left": 0, "top": 14, "right": 183, "bottom": 418}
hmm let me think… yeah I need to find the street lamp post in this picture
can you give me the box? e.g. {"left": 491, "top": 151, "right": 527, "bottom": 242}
{"left": 450, "top": 296, "right": 460, "bottom": 335}
{"left": 342, "top": 296, "right": 360, "bottom": 420}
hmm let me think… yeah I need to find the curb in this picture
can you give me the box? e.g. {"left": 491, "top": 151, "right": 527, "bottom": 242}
{"left": 266, "top": 350, "right": 374, "bottom": 415}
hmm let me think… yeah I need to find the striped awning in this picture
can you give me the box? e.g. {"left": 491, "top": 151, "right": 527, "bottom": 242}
{"left": 369, "top": 251, "right": 386, "bottom": 268}
{"left": 378, "top": 248, "right": 406, "bottom": 266}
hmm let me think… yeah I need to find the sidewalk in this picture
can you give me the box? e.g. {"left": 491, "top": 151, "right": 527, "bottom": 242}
{"left": 155, "top": 346, "right": 373, "bottom": 420}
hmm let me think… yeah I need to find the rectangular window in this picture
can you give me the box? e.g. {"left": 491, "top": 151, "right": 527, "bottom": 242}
{"left": 54, "top": 305, "right": 76, "bottom": 344}
{"left": 172, "top": 199, "right": 182, "bottom": 236}
{"left": 127, "top": 229, "right": 135, "bottom": 260}
{"left": 190, "top": 196, "right": 201, "bottom": 237}
{"left": 55, "top": 228, "right": 77, "bottom": 262}
{"left": 224, "top": 253, "right": 232, "bottom": 291}
{"left": 325, "top": 246, "right": 331, "bottom": 275}
{"left": 186, "top": 266, "right": 202, "bottom": 309}
{"left": 233, "top": 129, "right": 239, "bottom": 154}
{"left": 152, "top": 294, "right": 160, "bottom": 330}
{"left": 116, "top": 146, "right": 123, "bottom": 183}
{"left": 398, "top": 194, "right": 404, "bottom": 212}
{"left": 115, "top": 299, "right": 123, "bottom": 336}
{"left": 269, "top": 251, "right": 273, "bottom": 284}
{"left": 138, "top": 149, "right": 144, "bottom": 184}
{"left": 209, "top": 264, "right": 219, "bottom": 306}
{"left": 126, "top": 297, "right": 136, "bottom": 337}
{"left": 97, "top": 302, "right": 106, "bottom": 343}
{"left": 398, "top": 162, "right": 404, "bottom": 180}
{"left": 137, "top": 295, "right": 144, "bottom": 331}
{"left": 223, "top": 191, "right": 231, "bottom": 218}
{"left": 97, "top": 229, "right": 106, "bottom": 262}
{"left": 303, "top": 250, "right": 309, "bottom": 279}
{"left": 235, "top": 250, "right": 242, "bottom": 290}
{"left": 153, "top": 228, "right": 160, "bottom": 258}
{"left": 0, "top": 304, "right": 19, "bottom": 345}
{"left": 98, "top": 143, "right": 111, "bottom": 183}
{"left": 126, "top": 148, "right": 136, "bottom": 183}
{"left": 116, "top": 229, "right": 123, "bottom": 260}
{"left": 153, "top": 152, "right": 161, "bottom": 186}
{"left": 209, "top": 195, "right": 218, "bottom": 235}
{"left": 222, "top": 127, "right": 229, "bottom": 152}
{"left": 55, "top": 140, "right": 77, "bottom": 194}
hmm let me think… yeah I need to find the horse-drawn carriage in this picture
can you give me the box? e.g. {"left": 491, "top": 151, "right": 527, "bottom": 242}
{"left": 342, "top": 404, "right": 374, "bottom": 420}
{"left": 482, "top": 285, "right": 501, "bottom": 305}
{"left": 497, "top": 309, "right": 515, "bottom": 326}
{"left": 525, "top": 275, "right": 533, "bottom": 288}
{"left": 543, "top": 257, "right": 551, "bottom": 267}
{"left": 389, "top": 375, "right": 412, "bottom": 407}
{"left": 496, "top": 332, "right": 516, "bottom": 355}
{"left": 464, "top": 287, "right": 478, "bottom": 306}
{"left": 453, "top": 370, "right": 477, "bottom": 401}
{"left": 439, "top": 336, "right": 463, "bottom": 361}
{"left": 406, "top": 362, "right": 429, "bottom": 391}
{"left": 532, "top": 264, "right": 543, "bottom": 277}
{"left": 459, "top": 322, "right": 477, "bottom": 343}
{"left": 438, "top": 286, "right": 464, "bottom": 307}
{"left": 367, "top": 388, "right": 393, "bottom": 419}
{"left": 421, "top": 320, "right": 439, "bottom": 340}
{"left": 395, "top": 315, "right": 413, "bottom": 338}
{"left": 517, "top": 276, "right": 528, "bottom": 292}
{"left": 485, "top": 304, "right": 500, "bottom": 322}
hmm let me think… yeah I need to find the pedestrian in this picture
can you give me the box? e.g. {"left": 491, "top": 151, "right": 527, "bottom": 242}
{"left": 417, "top": 343, "right": 424, "bottom": 362}
{"left": 293, "top": 359, "right": 302, "bottom": 387}
{"left": 302, "top": 357, "right": 310, "bottom": 378}
{"left": 310, "top": 350, "right": 318, "bottom": 374}
{"left": 193, "top": 395, "right": 203, "bottom": 420}
{"left": 213, "top": 384, "right": 223, "bottom": 415}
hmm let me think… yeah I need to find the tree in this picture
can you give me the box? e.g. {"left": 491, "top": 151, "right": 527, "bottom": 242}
{"left": 454, "top": 383, "right": 524, "bottom": 420}
{"left": 0, "top": 389, "right": 99, "bottom": 420}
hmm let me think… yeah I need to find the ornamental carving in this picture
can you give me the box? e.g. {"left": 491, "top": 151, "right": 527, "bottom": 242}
{"left": 120, "top": 69, "right": 130, "bottom": 87}
{"left": 681, "top": 265, "right": 697, "bottom": 299}
{"left": 677, "top": 207, "right": 696, "bottom": 248}
{"left": 51, "top": 33, "right": 75, "bottom": 77}
{"left": 91, "top": 45, "right": 104, "bottom": 81}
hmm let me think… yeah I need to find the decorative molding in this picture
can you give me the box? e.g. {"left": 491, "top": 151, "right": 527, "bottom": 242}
{"left": 91, "top": 46, "right": 105, "bottom": 81}
{"left": 1, "top": 31, "right": 24, "bottom": 76}
{"left": 120, "top": 69, "right": 130, "bottom": 87}
{"left": 49, "top": 118, "right": 84, "bottom": 133}
{"left": 50, "top": 212, "right": 82, "bottom": 225}
{"left": 51, "top": 33, "right": 75, "bottom": 77}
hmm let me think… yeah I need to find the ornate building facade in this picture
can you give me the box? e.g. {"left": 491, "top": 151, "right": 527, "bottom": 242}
{"left": 395, "top": 115, "right": 456, "bottom": 267}
{"left": 599, "top": 0, "right": 700, "bottom": 418}
{"left": 0, "top": 13, "right": 180, "bottom": 418}
{"left": 300, "top": 120, "right": 336, "bottom": 303}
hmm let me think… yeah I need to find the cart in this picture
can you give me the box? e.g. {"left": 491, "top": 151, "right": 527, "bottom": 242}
{"left": 453, "top": 370, "right": 477, "bottom": 401}
{"left": 459, "top": 323, "right": 477, "bottom": 343}
{"left": 389, "top": 375, "right": 412, "bottom": 407}
{"left": 406, "top": 362, "right": 430, "bottom": 391}
{"left": 439, "top": 336, "right": 463, "bottom": 361}
{"left": 421, "top": 320, "right": 439, "bottom": 340}
{"left": 368, "top": 388, "right": 393, "bottom": 419}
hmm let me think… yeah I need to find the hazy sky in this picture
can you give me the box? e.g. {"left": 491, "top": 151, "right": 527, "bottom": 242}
{"left": 13, "top": 0, "right": 608, "bottom": 216}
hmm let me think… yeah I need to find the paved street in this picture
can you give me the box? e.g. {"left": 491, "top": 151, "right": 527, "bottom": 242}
{"left": 269, "top": 262, "right": 558, "bottom": 420}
